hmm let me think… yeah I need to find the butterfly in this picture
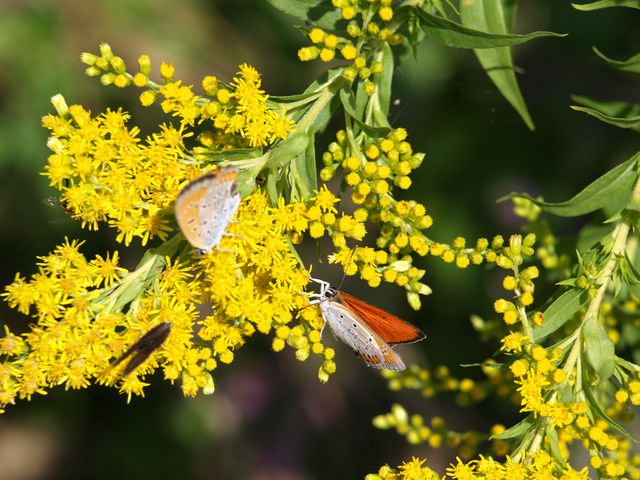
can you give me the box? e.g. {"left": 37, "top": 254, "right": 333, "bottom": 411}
{"left": 307, "top": 277, "right": 425, "bottom": 371}
{"left": 113, "top": 322, "right": 172, "bottom": 376}
{"left": 174, "top": 167, "right": 241, "bottom": 253}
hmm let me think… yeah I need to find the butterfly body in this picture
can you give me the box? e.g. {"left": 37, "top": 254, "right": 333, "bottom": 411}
{"left": 309, "top": 278, "right": 425, "bottom": 371}
{"left": 113, "top": 322, "right": 172, "bottom": 376}
{"left": 174, "top": 167, "right": 241, "bottom": 253}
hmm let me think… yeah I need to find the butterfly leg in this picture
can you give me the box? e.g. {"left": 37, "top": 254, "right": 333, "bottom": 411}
{"left": 223, "top": 232, "right": 247, "bottom": 241}
{"left": 214, "top": 247, "right": 239, "bottom": 255}
{"left": 308, "top": 276, "right": 331, "bottom": 294}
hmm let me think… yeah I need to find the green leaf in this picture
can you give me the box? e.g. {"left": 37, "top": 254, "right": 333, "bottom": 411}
{"left": 198, "top": 147, "right": 263, "bottom": 162}
{"left": 407, "top": 11, "right": 426, "bottom": 58}
{"left": 491, "top": 415, "right": 535, "bottom": 440}
{"left": 582, "top": 364, "right": 635, "bottom": 441}
{"left": 583, "top": 315, "right": 616, "bottom": 381}
{"left": 593, "top": 47, "right": 640, "bottom": 74}
{"left": 266, "top": 170, "right": 279, "bottom": 204}
{"left": 501, "top": 0, "right": 517, "bottom": 30}
{"left": 504, "top": 153, "right": 640, "bottom": 217}
{"left": 533, "top": 289, "right": 588, "bottom": 342}
{"left": 339, "top": 88, "right": 391, "bottom": 137}
{"left": 413, "top": 9, "right": 565, "bottom": 49}
{"left": 269, "top": 92, "right": 322, "bottom": 103}
{"left": 291, "top": 132, "right": 317, "bottom": 200}
{"left": 577, "top": 223, "right": 615, "bottom": 253}
{"left": 573, "top": 0, "right": 640, "bottom": 10}
{"left": 545, "top": 424, "right": 565, "bottom": 465}
{"left": 266, "top": 132, "right": 310, "bottom": 171}
{"left": 374, "top": 42, "right": 394, "bottom": 119}
{"left": 572, "top": 95, "right": 640, "bottom": 131}
{"left": 460, "top": 0, "right": 534, "bottom": 130}
{"left": 616, "top": 355, "right": 640, "bottom": 374}
{"left": 265, "top": 0, "right": 343, "bottom": 30}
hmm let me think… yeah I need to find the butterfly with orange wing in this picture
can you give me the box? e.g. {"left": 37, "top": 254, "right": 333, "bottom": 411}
{"left": 307, "top": 278, "right": 425, "bottom": 371}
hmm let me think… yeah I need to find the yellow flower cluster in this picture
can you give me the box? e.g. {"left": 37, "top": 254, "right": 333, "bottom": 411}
{"left": 42, "top": 99, "right": 184, "bottom": 244}
{"left": 430, "top": 235, "right": 517, "bottom": 269}
{"left": 366, "top": 457, "right": 441, "bottom": 480}
{"left": 383, "top": 362, "right": 516, "bottom": 408}
{"left": 368, "top": 452, "right": 590, "bottom": 480}
{"left": 298, "top": 1, "right": 403, "bottom": 63}
{"left": 298, "top": 27, "right": 358, "bottom": 63}
{"left": 1, "top": 190, "right": 346, "bottom": 409}
{"left": 303, "top": 185, "right": 367, "bottom": 246}
{"left": 297, "top": 1, "right": 403, "bottom": 97}
{"left": 341, "top": 54, "right": 388, "bottom": 97}
{"left": 321, "top": 128, "right": 423, "bottom": 195}
{"left": 82, "top": 44, "right": 293, "bottom": 148}
{"left": 318, "top": 128, "right": 433, "bottom": 307}
{"left": 372, "top": 403, "right": 493, "bottom": 457}
{"left": 44, "top": 49, "right": 294, "bottom": 246}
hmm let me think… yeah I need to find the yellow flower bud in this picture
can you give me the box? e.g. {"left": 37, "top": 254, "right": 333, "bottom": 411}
{"left": 342, "top": 6, "right": 357, "bottom": 20}
{"left": 309, "top": 222, "right": 325, "bottom": 238}
{"left": 133, "top": 72, "right": 148, "bottom": 87}
{"left": 319, "top": 48, "right": 335, "bottom": 62}
{"left": 456, "top": 254, "right": 469, "bottom": 268}
{"left": 379, "top": 6, "right": 393, "bottom": 21}
{"left": 346, "top": 172, "right": 360, "bottom": 185}
{"left": 139, "top": 90, "right": 156, "bottom": 107}
{"left": 309, "top": 28, "right": 325, "bottom": 44}
{"left": 160, "top": 62, "right": 175, "bottom": 81}
{"left": 298, "top": 46, "right": 320, "bottom": 61}
{"left": 394, "top": 176, "right": 411, "bottom": 189}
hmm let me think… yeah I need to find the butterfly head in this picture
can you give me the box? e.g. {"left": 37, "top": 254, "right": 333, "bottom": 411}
{"left": 323, "top": 286, "right": 338, "bottom": 300}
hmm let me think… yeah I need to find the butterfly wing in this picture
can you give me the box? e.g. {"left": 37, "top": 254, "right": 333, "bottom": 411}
{"left": 175, "top": 168, "right": 240, "bottom": 252}
{"left": 322, "top": 301, "right": 405, "bottom": 371}
{"left": 197, "top": 170, "right": 240, "bottom": 250}
{"left": 337, "top": 291, "right": 425, "bottom": 346}
{"left": 113, "top": 322, "right": 172, "bottom": 376}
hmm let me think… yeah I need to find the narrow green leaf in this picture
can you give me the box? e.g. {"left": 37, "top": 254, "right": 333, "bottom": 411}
{"left": 460, "top": 0, "right": 534, "bottom": 130}
{"left": 501, "top": 0, "right": 517, "bottom": 30}
{"left": 414, "top": 9, "right": 565, "bottom": 49}
{"left": 573, "top": 0, "right": 640, "bottom": 10}
{"left": 582, "top": 365, "right": 635, "bottom": 441}
{"left": 266, "top": 133, "right": 310, "bottom": 171}
{"left": 593, "top": 47, "right": 640, "bottom": 74}
{"left": 292, "top": 132, "right": 317, "bottom": 200}
{"left": 491, "top": 415, "right": 535, "bottom": 440}
{"left": 339, "top": 88, "right": 391, "bottom": 137}
{"left": 266, "top": 170, "right": 279, "bottom": 204}
{"left": 616, "top": 355, "right": 640, "bottom": 374}
{"left": 545, "top": 424, "right": 565, "bottom": 465}
{"left": 533, "top": 289, "right": 588, "bottom": 342}
{"left": 375, "top": 42, "right": 394, "bottom": 118}
{"left": 504, "top": 153, "right": 639, "bottom": 217}
{"left": 622, "top": 251, "right": 640, "bottom": 284}
{"left": 407, "top": 12, "right": 426, "bottom": 59}
{"left": 269, "top": 92, "right": 322, "bottom": 103}
{"left": 198, "top": 147, "right": 263, "bottom": 162}
{"left": 265, "top": 0, "right": 343, "bottom": 30}
{"left": 577, "top": 223, "right": 615, "bottom": 253}
{"left": 355, "top": 80, "right": 369, "bottom": 123}
{"left": 583, "top": 315, "right": 616, "bottom": 381}
{"left": 572, "top": 95, "right": 640, "bottom": 131}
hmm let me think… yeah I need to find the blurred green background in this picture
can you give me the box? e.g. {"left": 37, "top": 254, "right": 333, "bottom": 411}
{"left": 0, "top": 1, "right": 638, "bottom": 479}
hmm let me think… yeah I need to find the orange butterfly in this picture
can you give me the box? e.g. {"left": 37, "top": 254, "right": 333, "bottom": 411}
{"left": 308, "top": 277, "right": 425, "bottom": 371}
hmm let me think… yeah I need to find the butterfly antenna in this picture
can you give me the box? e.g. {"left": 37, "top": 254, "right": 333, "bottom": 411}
{"left": 336, "top": 245, "right": 358, "bottom": 291}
